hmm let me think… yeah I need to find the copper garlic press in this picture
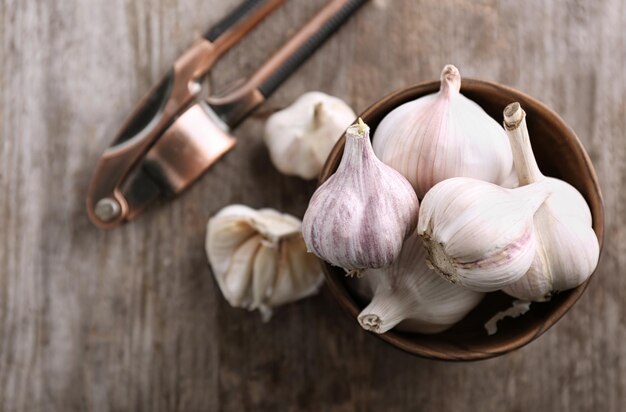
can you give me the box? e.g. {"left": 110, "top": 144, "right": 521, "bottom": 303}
{"left": 86, "top": 0, "right": 368, "bottom": 229}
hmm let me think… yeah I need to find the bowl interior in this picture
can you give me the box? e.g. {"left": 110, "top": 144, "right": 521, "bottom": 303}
{"left": 319, "top": 79, "right": 604, "bottom": 361}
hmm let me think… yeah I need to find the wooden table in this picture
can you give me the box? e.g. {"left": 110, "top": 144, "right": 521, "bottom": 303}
{"left": 1, "top": 0, "right": 624, "bottom": 410}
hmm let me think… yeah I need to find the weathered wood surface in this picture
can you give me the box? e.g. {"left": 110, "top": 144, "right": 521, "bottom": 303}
{"left": 1, "top": 0, "right": 624, "bottom": 410}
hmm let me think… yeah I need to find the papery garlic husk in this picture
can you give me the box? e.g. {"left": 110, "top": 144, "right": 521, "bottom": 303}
{"left": 351, "top": 235, "right": 485, "bottom": 334}
{"left": 484, "top": 300, "right": 532, "bottom": 336}
{"left": 264, "top": 91, "right": 356, "bottom": 179}
{"left": 206, "top": 205, "right": 324, "bottom": 320}
{"left": 372, "top": 64, "right": 516, "bottom": 198}
{"left": 302, "top": 119, "right": 419, "bottom": 275}
{"left": 417, "top": 177, "right": 551, "bottom": 292}
{"left": 501, "top": 103, "right": 600, "bottom": 301}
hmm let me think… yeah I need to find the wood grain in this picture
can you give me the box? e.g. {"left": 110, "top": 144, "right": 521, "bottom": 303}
{"left": 1, "top": 0, "right": 625, "bottom": 410}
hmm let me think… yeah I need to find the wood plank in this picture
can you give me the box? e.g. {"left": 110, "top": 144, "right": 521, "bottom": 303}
{"left": 1, "top": 0, "right": 625, "bottom": 410}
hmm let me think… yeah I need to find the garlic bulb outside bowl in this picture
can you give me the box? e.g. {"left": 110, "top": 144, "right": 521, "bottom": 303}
{"left": 318, "top": 78, "right": 603, "bottom": 361}
{"left": 264, "top": 91, "right": 356, "bottom": 180}
{"left": 206, "top": 205, "right": 324, "bottom": 320}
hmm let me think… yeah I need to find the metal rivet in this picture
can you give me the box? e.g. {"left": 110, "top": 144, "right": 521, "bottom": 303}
{"left": 94, "top": 198, "right": 121, "bottom": 222}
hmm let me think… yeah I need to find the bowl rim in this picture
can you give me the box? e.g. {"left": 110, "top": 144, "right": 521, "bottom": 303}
{"left": 319, "top": 77, "right": 605, "bottom": 361}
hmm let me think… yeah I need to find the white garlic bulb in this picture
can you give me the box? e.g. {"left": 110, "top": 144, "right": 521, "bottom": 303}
{"left": 206, "top": 205, "right": 324, "bottom": 320}
{"left": 372, "top": 64, "right": 515, "bottom": 198}
{"left": 264, "top": 91, "right": 356, "bottom": 179}
{"left": 351, "top": 235, "right": 485, "bottom": 334}
{"left": 302, "top": 119, "right": 420, "bottom": 276}
{"left": 501, "top": 103, "right": 600, "bottom": 301}
{"left": 417, "top": 177, "right": 551, "bottom": 292}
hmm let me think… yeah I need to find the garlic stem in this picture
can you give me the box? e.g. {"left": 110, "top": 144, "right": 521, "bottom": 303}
{"left": 440, "top": 64, "right": 461, "bottom": 97}
{"left": 503, "top": 102, "right": 544, "bottom": 185}
{"left": 358, "top": 290, "right": 411, "bottom": 334}
{"left": 312, "top": 102, "right": 326, "bottom": 129}
{"left": 338, "top": 118, "right": 370, "bottom": 172}
{"left": 511, "top": 180, "right": 553, "bottom": 211}
{"left": 351, "top": 117, "right": 369, "bottom": 136}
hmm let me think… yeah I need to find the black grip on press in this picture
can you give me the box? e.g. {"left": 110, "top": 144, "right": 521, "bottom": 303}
{"left": 258, "top": 0, "right": 368, "bottom": 98}
{"left": 204, "top": 0, "right": 265, "bottom": 41}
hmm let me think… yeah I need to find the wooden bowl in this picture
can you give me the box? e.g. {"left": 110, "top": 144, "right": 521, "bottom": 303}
{"left": 319, "top": 79, "right": 604, "bottom": 361}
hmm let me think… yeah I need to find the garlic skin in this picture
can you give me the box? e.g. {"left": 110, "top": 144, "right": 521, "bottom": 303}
{"left": 501, "top": 103, "right": 600, "bottom": 301}
{"left": 417, "top": 177, "right": 551, "bottom": 293}
{"left": 484, "top": 300, "right": 532, "bottom": 336}
{"left": 206, "top": 205, "right": 324, "bottom": 320}
{"left": 302, "top": 119, "right": 419, "bottom": 275}
{"left": 264, "top": 91, "right": 356, "bottom": 179}
{"left": 352, "top": 235, "right": 485, "bottom": 334}
{"left": 372, "top": 64, "right": 515, "bottom": 198}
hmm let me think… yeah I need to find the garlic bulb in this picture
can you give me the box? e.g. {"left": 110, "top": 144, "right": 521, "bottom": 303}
{"left": 417, "top": 177, "right": 551, "bottom": 292}
{"left": 352, "top": 235, "right": 484, "bottom": 334}
{"left": 264, "top": 91, "right": 356, "bottom": 179}
{"left": 302, "top": 119, "right": 419, "bottom": 276}
{"left": 372, "top": 64, "right": 515, "bottom": 198}
{"left": 206, "top": 205, "right": 324, "bottom": 320}
{"left": 501, "top": 103, "right": 600, "bottom": 301}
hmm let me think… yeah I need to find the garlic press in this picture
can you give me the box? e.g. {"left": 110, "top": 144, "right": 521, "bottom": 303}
{"left": 86, "top": 0, "right": 368, "bottom": 229}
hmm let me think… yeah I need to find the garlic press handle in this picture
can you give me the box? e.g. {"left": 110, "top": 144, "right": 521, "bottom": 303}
{"left": 257, "top": 0, "right": 369, "bottom": 98}
{"left": 208, "top": 0, "right": 369, "bottom": 128}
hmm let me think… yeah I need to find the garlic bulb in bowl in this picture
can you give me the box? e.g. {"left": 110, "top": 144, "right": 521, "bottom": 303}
{"left": 372, "top": 64, "right": 515, "bottom": 198}
{"left": 302, "top": 119, "right": 419, "bottom": 276}
{"left": 501, "top": 103, "right": 600, "bottom": 301}
{"left": 264, "top": 91, "right": 356, "bottom": 179}
{"left": 416, "top": 177, "right": 551, "bottom": 292}
{"left": 351, "top": 235, "right": 484, "bottom": 334}
{"left": 206, "top": 205, "right": 324, "bottom": 320}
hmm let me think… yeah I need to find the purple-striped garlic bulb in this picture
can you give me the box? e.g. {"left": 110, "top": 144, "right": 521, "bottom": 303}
{"left": 263, "top": 91, "right": 356, "bottom": 180}
{"left": 302, "top": 119, "right": 419, "bottom": 276}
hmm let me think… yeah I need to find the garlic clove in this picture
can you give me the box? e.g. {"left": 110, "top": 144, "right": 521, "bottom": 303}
{"left": 352, "top": 235, "right": 484, "bottom": 334}
{"left": 501, "top": 102, "right": 600, "bottom": 301}
{"left": 206, "top": 206, "right": 258, "bottom": 277}
{"left": 417, "top": 177, "right": 551, "bottom": 292}
{"left": 546, "top": 219, "right": 599, "bottom": 291}
{"left": 373, "top": 64, "right": 514, "bottom": 198}
{"left": 268, "top": 237, "right": 324, "bottom": 307}
{"left": 253, "top": 208, "right": 302, "bottom": 244}
{"left": 222, "top": 234, "right": 261, "bottom": 307}
{"left": 206, "top": 205, "right": 324, "bottom": 319}
{"left": 264, "top": 91, "right": 356, "bottom": 180}
{"left": 500, "top": 248, "right": 552, "bottom": 301}
{"left": 251, "top": 242, "right": 278, "bottom": 307}
{"left": 302, "top": 119, "right": 420, "bottom": 274}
